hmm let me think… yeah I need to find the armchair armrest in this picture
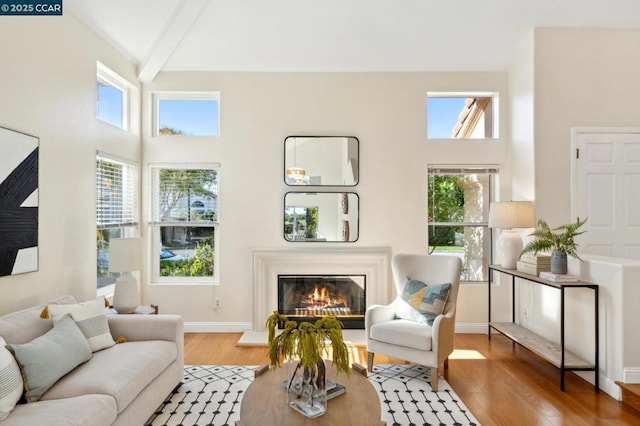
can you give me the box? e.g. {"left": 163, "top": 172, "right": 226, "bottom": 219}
{"left": 365, "top": 300, "right": 401, "bottom": 338}
{"left": 431, "top": 312, "right": 455, "bottom": 364}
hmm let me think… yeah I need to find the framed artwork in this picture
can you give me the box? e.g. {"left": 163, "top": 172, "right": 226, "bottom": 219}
{"left": 0, "top": 126, "right": 39, "bottom": 277}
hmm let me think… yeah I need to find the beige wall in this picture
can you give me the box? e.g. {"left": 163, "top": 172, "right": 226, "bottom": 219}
{"left": 0, "top": 15, "right": 140, "bottom": 314}
{"left": 534, "top": 27, "right": 640, "bottom": 226}
{"left": 141, "top": 72, "right": 509, "bottom": 326}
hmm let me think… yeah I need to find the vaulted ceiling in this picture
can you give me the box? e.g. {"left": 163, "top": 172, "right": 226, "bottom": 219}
{"left": 66, "top": 0, "right": 640, "bottom": 82}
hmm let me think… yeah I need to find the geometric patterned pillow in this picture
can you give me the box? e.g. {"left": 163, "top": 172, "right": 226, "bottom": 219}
{"left": 47, "top": 298, "right": 115, "bottom": 352}
{"left": 395, "top": 278, "right": 451, "bottom": 325}
{"left": 0, "top": 337, "right": 23, "bottom": 421}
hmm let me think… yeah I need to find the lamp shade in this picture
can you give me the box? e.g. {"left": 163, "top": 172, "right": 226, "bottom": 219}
{"left": 488, "top": 201, "right": 534, "bottom": 229}
{"left": 108, "top": 238, "right": 143, "bottom": 272}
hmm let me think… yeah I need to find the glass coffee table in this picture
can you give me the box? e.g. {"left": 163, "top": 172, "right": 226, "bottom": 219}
{"left": 236, "top": 362, "right": 385, "bottom": 426}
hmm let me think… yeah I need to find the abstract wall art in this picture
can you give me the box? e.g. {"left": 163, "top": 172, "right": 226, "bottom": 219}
{"left": 0, "top": 126, "right": 39, "bottom": 277}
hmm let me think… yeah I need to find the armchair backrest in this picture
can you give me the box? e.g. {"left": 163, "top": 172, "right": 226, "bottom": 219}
{"left": 392, "top": 254, "right": 462, "bottom": 317}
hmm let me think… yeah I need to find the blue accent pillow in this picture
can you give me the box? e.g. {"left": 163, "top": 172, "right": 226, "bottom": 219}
{"left": 395, "top": 278, "right": 451, "bottom": 325}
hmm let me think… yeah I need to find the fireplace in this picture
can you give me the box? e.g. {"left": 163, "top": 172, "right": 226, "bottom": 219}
{"left": 251, "top": 247, "right": 391, "bottom": 332}
{"left": 278, "top": 275, "right": 366, "bottom": 329}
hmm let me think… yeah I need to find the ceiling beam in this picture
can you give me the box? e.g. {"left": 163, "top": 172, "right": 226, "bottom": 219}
{"left": 138, "top": 0, "right": 208, "bottom": 83}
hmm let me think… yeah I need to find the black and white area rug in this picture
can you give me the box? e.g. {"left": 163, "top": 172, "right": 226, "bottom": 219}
{"left": 146, "top": 364, "right": 480, "bottom": 426}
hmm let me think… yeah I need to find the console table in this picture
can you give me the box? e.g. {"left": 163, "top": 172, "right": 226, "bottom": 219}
{"left": 488, "top": 265, "right": 599, "bottom": 391}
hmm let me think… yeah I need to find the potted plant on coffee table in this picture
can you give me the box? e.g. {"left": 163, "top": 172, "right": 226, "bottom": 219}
{"left": 266, "top": 311, "right": 350, "bottom": 418}
{"left": 521, "top": 217, "right": 587, "bottom": 274}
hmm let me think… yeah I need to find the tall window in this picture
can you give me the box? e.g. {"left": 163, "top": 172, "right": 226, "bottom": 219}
{"left": 150, "top": 165, "right": 219, "bottom": 283}
{"left": 428, "top": 167, "right": 496, "bottom": 282}
{"left": 97, "top": 62, "right": 132, "bottom": 130}
{"left": 427, "top": 92, "right": 498, "bottom": 139}
{"left": 96, "top": 153, "right": 139, "bottom": 291}
{"left": 152, "top": 92, "right": 220, "bottom": 136}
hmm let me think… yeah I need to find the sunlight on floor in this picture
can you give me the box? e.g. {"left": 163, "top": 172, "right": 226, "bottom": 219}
{"left": 448, "top": 349, "right": 486, "bottom": 360}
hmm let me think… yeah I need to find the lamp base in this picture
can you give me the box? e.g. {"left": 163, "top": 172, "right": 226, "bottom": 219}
{"left": 112, "top": 271, "right": 140, "bottom": 314}
{"left": 497, "top": 229, "right": 522, "bottom": 269}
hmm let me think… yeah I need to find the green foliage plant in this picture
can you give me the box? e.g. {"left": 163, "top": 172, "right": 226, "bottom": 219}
{"left": 266, "top": 311, "right": 350, "bottom": 377}
{"left": 521, "top": 217, "right": 587, "bottom": 259}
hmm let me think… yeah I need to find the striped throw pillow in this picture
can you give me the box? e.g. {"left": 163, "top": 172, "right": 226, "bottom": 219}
{"left": 0, "top": 337, "right": 23, "bottom": 420}
{"left": 47, "top": 298, "right": 115, "bottom": 352}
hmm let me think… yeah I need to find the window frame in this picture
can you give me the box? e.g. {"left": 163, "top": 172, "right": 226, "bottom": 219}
{"left": 152, "top": 91, "right": 221, "bottom": 137}
{"left": 96, "top": 152, "right": 139, "bottom": 296}
{"left": 426, "top": 92, "right": 499, "bottom": 139}
{"left": 427, "top": 166, "right": 497, "bottom": 283}
{"left": 96, "top": 62, "right": 135, "bottom": 131}
{"left": 149, "top": 163, "right": 220, "bottom": 285}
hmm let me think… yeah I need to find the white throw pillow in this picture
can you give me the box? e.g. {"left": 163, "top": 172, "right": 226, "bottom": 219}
{"left": 47, "top": 298, "right": 115, "bottom": 352}
{"left": 0, "top": 337, "right": 24, "bottom": 420}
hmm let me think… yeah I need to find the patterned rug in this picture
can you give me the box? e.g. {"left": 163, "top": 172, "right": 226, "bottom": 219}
{"left": 146, "top": 364, "right": 480, "bottom": 426}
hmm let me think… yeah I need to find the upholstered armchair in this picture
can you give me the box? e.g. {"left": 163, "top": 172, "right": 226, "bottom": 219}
{"left": 365, "top": 253, "right": 462, "bottom": 391}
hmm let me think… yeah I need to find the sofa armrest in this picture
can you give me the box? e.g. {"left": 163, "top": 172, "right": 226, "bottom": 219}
{"left": 431, "top": 312, "right": 455, "bottom": 364}
{"left": 107, "top": 314, "right": 184, "bottom": 368}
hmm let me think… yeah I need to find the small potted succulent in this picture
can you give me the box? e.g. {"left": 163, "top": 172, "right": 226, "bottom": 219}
{"left": 521, "top": 217, "right": 587, "bottom": 274}
{"left": 266, "top": 311, "right": 350, "bottom": 418}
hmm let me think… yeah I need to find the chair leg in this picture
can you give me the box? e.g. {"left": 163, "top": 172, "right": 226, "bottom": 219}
{"left": 431, "top": 367, "right": 439, "bottom": 392}
{"left": 367, "top": 351, "right": 375, "bottom": 372}
{"left": 444, "top": 358, "right": 449, "bottom": 369}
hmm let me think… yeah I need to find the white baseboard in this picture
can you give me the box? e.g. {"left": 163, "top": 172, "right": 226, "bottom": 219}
{"left": 623, "top": 367, "right": 640, "bottom": 384}
{"left": 184, "top": 322, "right": 252, "bottom": 333}
{"left": 574, "top": 371, "right": 621, "bottom": 400}
{"left": 455, "top": 323, "right": 487, "bottom": 334}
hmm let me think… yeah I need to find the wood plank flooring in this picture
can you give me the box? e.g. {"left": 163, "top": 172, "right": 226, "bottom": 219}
{"left": 184, "top": 332, "right": 640, "bottom": 425}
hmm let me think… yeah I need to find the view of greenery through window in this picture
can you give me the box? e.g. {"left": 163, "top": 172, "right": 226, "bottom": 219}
{"left": 284, "top": 206, "right": 318, "bottom": 240}
{"left": 154, "top": 168, "right": 218, "bottom": 279}
{"left": 428, "top": 171, "right": 493, "bottom": 282}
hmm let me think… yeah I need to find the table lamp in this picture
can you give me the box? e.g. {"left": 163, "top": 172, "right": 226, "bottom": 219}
{"left": 109, "top": 237, "right": 143, "bottom": 313}
{"left": 488, "top": 201, "right": 534, "bottom": 269}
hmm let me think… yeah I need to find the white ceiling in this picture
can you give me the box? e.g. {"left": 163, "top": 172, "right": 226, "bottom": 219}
{"left": 66, "top": 0, "right": 640, "bottom": 81}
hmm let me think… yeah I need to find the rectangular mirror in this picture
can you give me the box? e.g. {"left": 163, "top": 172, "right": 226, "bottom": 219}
{"left": 284, "top": 192, "right": 359, "bottom": 242}
{"left": 284, "top": 136, "right": 359, "bottom": 186}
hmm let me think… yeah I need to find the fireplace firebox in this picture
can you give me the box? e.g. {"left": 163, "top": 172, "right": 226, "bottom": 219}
{"left": 277, "top": 274, "right": 366, "bottom": 329}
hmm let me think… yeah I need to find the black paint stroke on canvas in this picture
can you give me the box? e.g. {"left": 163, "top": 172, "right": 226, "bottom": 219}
{"left": 0, "top": 147, "right": 38, "bottom": 276}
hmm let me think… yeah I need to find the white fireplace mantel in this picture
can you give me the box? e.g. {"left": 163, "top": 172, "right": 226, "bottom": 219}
{"left": 252, "top": 247, "right": 392, "bottom": 331}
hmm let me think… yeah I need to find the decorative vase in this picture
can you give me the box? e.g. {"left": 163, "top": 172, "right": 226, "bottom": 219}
{"left": 551, "top": 250, "right": 568, "bottom": 274}
{"left": 286, "top": 359, "right": 327, "bottom": 418}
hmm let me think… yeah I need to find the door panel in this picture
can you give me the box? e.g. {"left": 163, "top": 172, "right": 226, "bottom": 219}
{"left": 572, "top": 129, "right": 640, "bottom": 260}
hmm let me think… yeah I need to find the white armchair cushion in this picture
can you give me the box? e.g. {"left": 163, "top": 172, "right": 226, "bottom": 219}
{"left": 369, "top": 319, "right": 433, "bottom": 351}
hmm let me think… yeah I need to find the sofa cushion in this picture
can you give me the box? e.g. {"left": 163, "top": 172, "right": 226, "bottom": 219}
{"left": 370, "top": 319, "right": 433, "bottom": 351}
{"left": 0, "top": 295, "right": 77, "bottom": 345}
{"left": 42, "top": 340, "right": 177, "bottom": 414}
{"left": 7, "top": 314, "right": 92, "bottom": 402}
{"left": 47, "top": 298, "right": 115, "bottom": 352}
{"left": 0, "top": 337, "right": 23, "bottom": 420}
{"left": 1, "top": 394, "right": 116, "bottom": 426}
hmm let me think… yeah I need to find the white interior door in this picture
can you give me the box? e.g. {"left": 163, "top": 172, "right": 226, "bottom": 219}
{"left": 572, "top": 128, "right": 640, "bottom": 259}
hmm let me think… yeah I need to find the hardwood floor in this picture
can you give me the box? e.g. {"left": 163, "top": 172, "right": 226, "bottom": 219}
{"left": 184, "top": 332, "right": 640, "bottom": 425}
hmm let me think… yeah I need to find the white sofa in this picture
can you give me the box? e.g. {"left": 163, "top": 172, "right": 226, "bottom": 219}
{"left": 0, "top": 295, "right": 184, "bottom": 425}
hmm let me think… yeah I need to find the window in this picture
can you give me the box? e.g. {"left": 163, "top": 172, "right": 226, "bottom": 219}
{"left": 96, "top": 62, "right": 133, "bottom": 130}
{"left": 428, "top": 167, "right": 496, "bottom": 282}
{"left": 96, "top": 153, "right": 139, "bottom": 292}
{"left": 427, "top": 93, "right": 498, "bottom": 139}
{"left": 150, "top": 165, "right": 219, "bottom": 283}
{"left": 152, "top": 92, "right": 220, "bottom": 136}
{"left": 284, "top": 206, "right": 318, "bottom": 241}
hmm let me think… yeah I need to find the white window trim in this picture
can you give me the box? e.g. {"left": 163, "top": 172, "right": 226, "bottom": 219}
{"left": 96, "top": 62, "right": 138, "bottom": 132}
{"left": 149, "top": 163, "right": 220, "bottom": 285}
{"left": 151, "top": 91, "right": 221, "bottom": 137}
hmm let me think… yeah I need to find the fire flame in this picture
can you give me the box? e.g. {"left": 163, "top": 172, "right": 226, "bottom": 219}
{"left": 306, "top": 285, "right": 347, "bottom": 309}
